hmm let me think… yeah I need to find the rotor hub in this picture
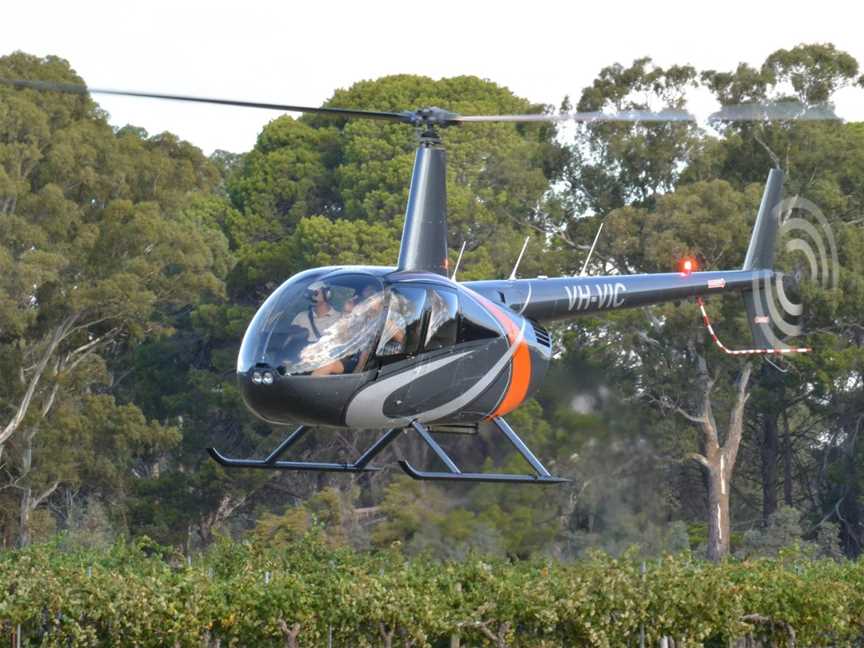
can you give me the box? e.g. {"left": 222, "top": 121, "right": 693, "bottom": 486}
{"left": 400, "top": 106, "right": 459, "bottom": 128}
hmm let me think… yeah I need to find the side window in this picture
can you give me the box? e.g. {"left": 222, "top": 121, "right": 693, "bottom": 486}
{"left": 459, "top": 292, "right": 500, "bottom": 343}
{"left": 425, "top": 289, "right": 458, "bottom": 351}
{"left": 376, "top": 286, "right": 427, "bottom": 358}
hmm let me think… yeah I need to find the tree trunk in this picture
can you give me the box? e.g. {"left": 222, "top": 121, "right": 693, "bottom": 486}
{"left": 677, "top": 359, "right": 751, "bottom": 562}
{"left": 705, "top": 449, "right": 731, "bottom": 561}
{"left": 18, "top": 434, "right": 33, "bottom": 547}
{"left": 761, "top": 413, "right": 779, "bottom": 524}
{"left": 379, "top": 623, "right": 394, "bottom": 648}
{"left": 15, "top": 428, "right": 58, "bottom": 547}
{"left": 783, "top": 412, "right": 794, "bottom": 506}
{"left": 19, "top": 485, "right": 32, "bottom": 548}
{"left": 278, "top": 620, "right": 301, "bottom": 648}
{"left": 197, "top": 494, "right": 247, "bottom": 547}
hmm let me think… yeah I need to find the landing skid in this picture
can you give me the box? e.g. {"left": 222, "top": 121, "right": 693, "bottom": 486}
{"left": 208, "top": 417, "right": 567, "bottom": 484}
{"left": 398, "top": 419, "right": 568, "bottom": 484}
{"left": 208, "top": 426, "right": 399, "bottom": 473}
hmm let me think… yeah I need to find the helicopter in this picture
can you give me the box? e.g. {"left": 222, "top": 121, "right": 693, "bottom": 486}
{"left": 1, "top": 79, "right": 818, "bottom": 483}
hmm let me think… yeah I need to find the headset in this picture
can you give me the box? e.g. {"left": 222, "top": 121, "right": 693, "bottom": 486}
{"left": 306, "top": 281, "right": 331, "bottom": 302}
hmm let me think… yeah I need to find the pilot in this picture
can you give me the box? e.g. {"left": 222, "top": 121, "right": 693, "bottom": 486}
{"left": 291, "top": 281, "right": 341, "bottom": 342}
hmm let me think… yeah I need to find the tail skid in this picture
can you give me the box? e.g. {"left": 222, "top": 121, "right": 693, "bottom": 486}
{"left": 693, "top": 168, "right": 811, "bottom": 360}
{"left": 696, "top": 297, "right": 811, "bottom": 356}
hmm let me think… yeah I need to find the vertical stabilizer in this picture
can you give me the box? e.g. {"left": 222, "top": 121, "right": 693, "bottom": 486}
{"left": 742, "top": 168, "right": 784, "bottom": 270}
{"left": 742, "top": 169, "right": 784, "bottom": 348}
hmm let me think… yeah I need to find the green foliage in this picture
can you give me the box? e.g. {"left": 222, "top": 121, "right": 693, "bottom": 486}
{"left": 225, "top": 74, "right": 559, "bottom": 297}
{"left": 3, "top": 539, "right": 864, "bottom": 646}
{"left": 253, "top": 487, "right": 350, "bottom": 549}
{"left": 763, "top": 43, "right": 860, "bottom": 104}
{"left": 0, "top": 52, "right": 233, "bottom": 547}
{"left": 739, "top": 507, "right": 808, "bottom": 558}
{"left": 564, "top": 57, "right": 700, "bottom": 218}
{"left": 3, "top": 43, "right": 864, "bottom": 578}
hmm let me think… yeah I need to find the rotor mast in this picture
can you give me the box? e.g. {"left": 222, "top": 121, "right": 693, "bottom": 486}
{"left": 396, "top": 111, "right": 454, "bottom": 276}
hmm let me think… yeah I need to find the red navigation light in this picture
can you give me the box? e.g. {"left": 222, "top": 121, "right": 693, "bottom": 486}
{"left": 679, "top": 256, "right": 697, "bottom": 276}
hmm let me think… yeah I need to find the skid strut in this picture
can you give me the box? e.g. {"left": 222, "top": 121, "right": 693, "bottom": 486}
{"left": 398, "top": 418, "right": 568, "bottom": 484}
{"left": 208, "top": 425, "right": 400, "bottom": 472}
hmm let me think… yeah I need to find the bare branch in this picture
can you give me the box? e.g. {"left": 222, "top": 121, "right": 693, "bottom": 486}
{"left": 723, "top": 363, "right": 753, "bottom": 470}
{"left": 754, "top": 127, "right": 783, "bottom": 170}
{"left": 675, "top": 407, "right": 707, "bottom": 425}
{"left": 31, "top": 480, "right": 60, "bottom": 509}
{"left": 686, "top": 452, "right": 710, "bottom": 470}
{"left": 67, "top": 326, "right": 121, "bottom": 360}
{"left": 40, "top": 382, "right": 60, "bottom": 420}
{"left": 0, "top": 313, "right": 79, "bottom": 449}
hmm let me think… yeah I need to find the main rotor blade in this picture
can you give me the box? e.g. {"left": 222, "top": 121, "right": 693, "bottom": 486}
{"left": 2, "top": 78, "right": 842, "bottom": 125}
{"left": 708, "top": 101, "right": 840, "bottom": 121}
{"left": 455, "top": 109, "right": 694, "bottom": 123}
{"left": 454, "top": 101, "right": 841, "bottom": 124}
{"left": 0, "top": 78, "right": 409, "bottom": 122}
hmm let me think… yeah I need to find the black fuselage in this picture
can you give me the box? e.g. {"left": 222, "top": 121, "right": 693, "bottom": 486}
{"left": 236, "top": 265, "right": 771, "bottom": 429}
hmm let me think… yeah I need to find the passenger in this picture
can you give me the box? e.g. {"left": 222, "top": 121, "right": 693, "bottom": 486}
{"left": 295, "top": 281, "right": 408, "bottom": 376}
{"left": 340, "top": 283, "right": 390, "bottom": 373}
{"left": 376, "top": 291, "right": 409, "bottom": 356}
{"left": 343, "top": 282, "right": 377, "bottom": 314}
{"left": 346, "top": 283, "right": 407, "bottom": 356}
{"left": 306, "top": 282, "right": 378, "bottom": 376}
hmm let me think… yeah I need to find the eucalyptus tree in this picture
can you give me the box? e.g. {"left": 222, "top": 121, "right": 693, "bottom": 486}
{"left": 0, "top": 53, "right": 230, "bottom": 545}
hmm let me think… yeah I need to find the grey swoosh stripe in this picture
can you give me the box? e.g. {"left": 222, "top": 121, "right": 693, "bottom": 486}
{"left": 344, "top": 322, "right": 526, "bottom": 428}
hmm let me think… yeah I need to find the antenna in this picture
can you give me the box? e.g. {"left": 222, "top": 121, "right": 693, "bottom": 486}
{"left": 579, "top": 221, "right": 604, "bottom": 276}
{"left": 451, "top": 241, "right": 467, "bottom": 281}
{"left": 509, "top": 236, "right": 530, "bottom": 280}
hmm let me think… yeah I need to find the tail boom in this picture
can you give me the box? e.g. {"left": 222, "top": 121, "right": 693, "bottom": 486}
{"left": 465, "top": 269, "right": 772, "bottom": 324}
{"left": 466, "top": 168, "right": 809, "bottom": 355}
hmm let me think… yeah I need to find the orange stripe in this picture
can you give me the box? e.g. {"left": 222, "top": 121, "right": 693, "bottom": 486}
{"left": 468, "top": 293, "right": 532, "bottom": 418}
{"left": 492, "top": 338, "right": 531, "bottom": 417}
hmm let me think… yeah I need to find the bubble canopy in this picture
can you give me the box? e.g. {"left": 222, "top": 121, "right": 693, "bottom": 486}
{"left": 237, "top": 271, "right": 388, "bottom": 377}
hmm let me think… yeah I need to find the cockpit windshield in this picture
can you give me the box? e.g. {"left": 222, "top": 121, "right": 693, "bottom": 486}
{"left": 237, "top": 272, "right": 387, "bottom": 376}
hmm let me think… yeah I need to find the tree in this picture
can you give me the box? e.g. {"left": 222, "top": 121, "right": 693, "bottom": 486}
{"left": 763, "top": 43, "right": 860, "bottom": 105}
{"left": 694, "top": 46, "right": 864, "bottom": 545}
{"left": 588, "top": 181, "right": 758, "bottom": 560}
{"left": 0, "top": 53, "right": 230, "bottom": 545}
{"left": 543, "top": 44, "right": 864, "bottom": 561}
{"left": 225, "top": 74, "right": 561, "bottom": 299}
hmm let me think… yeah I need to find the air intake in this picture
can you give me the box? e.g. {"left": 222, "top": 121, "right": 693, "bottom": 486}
{"left": 532, "top": 323, "right": 551, "bottom": 348}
